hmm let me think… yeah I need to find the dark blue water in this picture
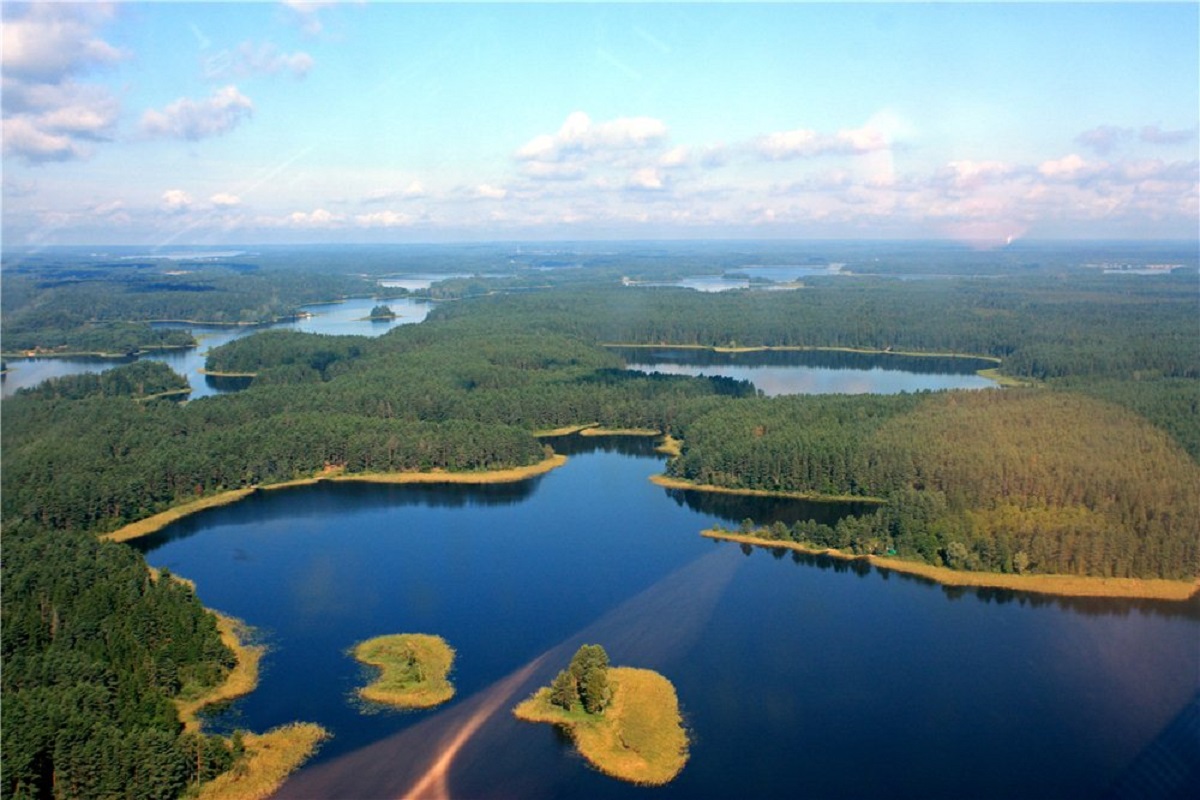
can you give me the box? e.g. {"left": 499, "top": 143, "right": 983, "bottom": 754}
{"left": 134, "top": 437, "right": 1199, "bottom": 799}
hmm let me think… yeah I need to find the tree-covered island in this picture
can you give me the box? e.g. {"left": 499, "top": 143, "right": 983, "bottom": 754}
{"left": 368, "top": 304, "right": 398, "bottom": 320}
{"left": 352, "top": 634, "right": 455, "bottom": 708}
{"left": 514, "top": 645, "right": 689, "bottom": 786}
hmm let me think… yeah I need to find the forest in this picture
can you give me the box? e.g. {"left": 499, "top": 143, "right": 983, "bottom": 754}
{"left": 2, "top": 242, "right": 1197, "bottom": 799}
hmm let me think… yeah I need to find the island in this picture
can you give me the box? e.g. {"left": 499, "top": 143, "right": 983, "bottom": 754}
{"left": 514, "top": 645, "right": 688, "bottom": 785}
{"left": 368, "top": 304, "right": 397, "bottom": 320}
{"left": 352, "top": 633, "right": 456, "bottom": 708}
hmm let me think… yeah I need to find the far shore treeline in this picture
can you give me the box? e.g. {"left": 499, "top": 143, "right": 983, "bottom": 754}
{"left": 2, "top": 244, "right": 1198, "bottom": 799}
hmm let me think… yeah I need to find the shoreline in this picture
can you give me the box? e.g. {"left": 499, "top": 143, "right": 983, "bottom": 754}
{"left": 103, "top": 454, "right": 568, "bottom": 543}
{"left": 650, "top": 473, "right": 885, "bottom": 504}
{"left": 198, "top": 368, "right": 259, "bottom": 378}
{"left": 703, "top": 529, "right": 1200, "bottom": 602}
{"left": 513, "top": 666, "right": 688, "bottom": 786}
{"left": 1, "top": 343, "right": 196, "bottom": 360}
{"left": 177, "top": 612, "right": 263, "bottom": 733}
{"left": 602, "top": 341, "right": 1003, "bottom": 364}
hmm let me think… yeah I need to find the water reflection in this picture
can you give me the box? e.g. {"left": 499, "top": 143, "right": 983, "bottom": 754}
{"left": 726, "top": 541, "right": 1200, "bottom": 620}
{"left": 615, "top": 347, "right": 997, "bottom": 396}
{"left": 136, "top": 438, "right": 1198, "bottom": 800}
{"left": 663, "top": 486, "right": 873, "bottom": 528}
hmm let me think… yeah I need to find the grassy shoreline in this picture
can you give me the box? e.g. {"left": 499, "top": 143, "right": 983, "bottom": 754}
{"left": 195, "top": 723, "right": 329, "bottom": 800}
{"left": 103, "top": 454, "right": 568, "bottom": 543}
{"left": 352, "top": 633, "right": 455, "bottom": 708}
{"left": 650, "top": 473, "right": 886, "bottom": 504}
{"left": 703, "top": 529, "right": 1199, "bottom": 601}
{"left": 173, "top": 610, "right": 330, "bottom": 800}
{"left": 514, "top": 667, "right": 688, "bottom": 786}
{"left": 177, "top": 613, "right": 262, "bottom": 733}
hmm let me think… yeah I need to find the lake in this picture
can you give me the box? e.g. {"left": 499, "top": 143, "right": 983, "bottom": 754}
{"left": 616, "top": 347, "right": 998, "bottom": 395}
{"left": 134, "top": 435, "right": 1199, "bottom": 799}
{"left": 1, "top": 296, "right": 430, "bottom": 398}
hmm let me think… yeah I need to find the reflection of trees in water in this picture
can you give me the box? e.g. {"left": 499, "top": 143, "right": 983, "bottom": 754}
{"left": 613, "top": 346, "right": 996, "bottom": 375}
{"left": 735, "top": 542, "right": 1200, "bottom": 621}
{"left": 664, "top": 487, "right": 872, "bottom": 528}
{"left": 134, "top": 479, "right": 543, "bottom": 552}
{"left": 540, "top": 432, "right": 660, "bottom": 458}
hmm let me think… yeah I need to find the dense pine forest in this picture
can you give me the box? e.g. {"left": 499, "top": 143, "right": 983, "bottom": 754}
{"left": 2, "top": 242, "right": 1198, "bottom": 798}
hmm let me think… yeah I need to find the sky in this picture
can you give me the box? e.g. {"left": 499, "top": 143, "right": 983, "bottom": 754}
{"left": 2, "top": 1, "right": 1197, "bottom": 247}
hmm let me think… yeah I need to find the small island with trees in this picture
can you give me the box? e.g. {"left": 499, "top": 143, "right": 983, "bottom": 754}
{"left": 352, "top": 633, "right": 455, "bottom": 708}
{"left": 368, "top": 304, "right": 397, "bottom": 320}
{"left": 514, "top": 644, "right": 689, "bottom": 785}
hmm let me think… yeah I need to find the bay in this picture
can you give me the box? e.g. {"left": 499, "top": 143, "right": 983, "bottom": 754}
{"left": 134, "top": 436, "right": 1199, "bottom": 799}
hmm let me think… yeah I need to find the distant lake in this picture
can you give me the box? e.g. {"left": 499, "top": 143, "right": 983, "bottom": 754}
{"left": 1, "top": 296, "right": 430, "bottom": 398}
{"left": 629, "top": 264, "right": 844, "bottom": 293}
{"left": 134, "top": 436, "right": 1199, "bottom": 800}
{"left": 616, "top": 347, "right": 998, "bottom": 395}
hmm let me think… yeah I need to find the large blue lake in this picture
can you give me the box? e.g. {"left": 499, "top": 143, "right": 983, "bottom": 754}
{"left": 134, "top": 435, "right": 1200, "bottom": 799}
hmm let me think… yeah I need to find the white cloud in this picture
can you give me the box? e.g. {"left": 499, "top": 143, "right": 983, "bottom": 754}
{"left": 475, "top": 184, "right": 508, "bottom": 200}
{"left": 1, "top": 3, "right": 124, "bottom": 82}
{"left": 282, "top": 1, "right": 343, "bottom": 36}
{"left": 2, "top": 116, "right": 84, "bottom": 161}
{"left": 141, "top": 86, "right": 254, "bottom": 141}
{"left": 356, "top": 210, "right": 414, "bottom": 228}
{"left": 205, "top": 42, "right": 314, "bottom": 80}
{"left": 938, "top": 160, "right": 1017, "bottom": 190}
{"left": 515, "top": 112, "right": 668, "bottom": 163}
{"left": 363, "top": 180, "right": 426, "bottom": 203}
{"left": 1, "top": 4, "right": 123, "bottom": 163}
{"left": 754, "top": 123, "right": 891, "bottom": 160}
{"left": 161, "top": 189, "right": 194, "bottom": 212}
{"left": 286, "top": 208, "right": 343, "bottom": 227}
{"left": 1038, "top": 154, "right": 1089, "bottom": 180}
{"left": 627, "top": 167, "right": 665, "bottom": 191}
{"left": 210, "top": 193, "right": 242, "bottom": 208}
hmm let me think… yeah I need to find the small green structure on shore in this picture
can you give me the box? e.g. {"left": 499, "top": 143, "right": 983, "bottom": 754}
{"left": 352, "top": 633, "right": 455, "bottom": 708}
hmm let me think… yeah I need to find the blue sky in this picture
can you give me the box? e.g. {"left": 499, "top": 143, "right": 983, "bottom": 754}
{"left": 3, "top": 2, "right": 1197, "bottom": 246}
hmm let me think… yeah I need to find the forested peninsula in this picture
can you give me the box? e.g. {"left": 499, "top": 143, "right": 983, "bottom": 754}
{"left": 3, "top": 243, "right": 1198, "bottom": 798}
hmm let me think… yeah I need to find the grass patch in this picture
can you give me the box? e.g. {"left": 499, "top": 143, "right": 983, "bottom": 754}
{"left": 514, "top": 667, "right": 688, "bottom": 786}
{"left": 353, "top": 633, "right": 455, "bottom": 708}
{"left": 195, "top": 723, "right": 329, "bottom": 800}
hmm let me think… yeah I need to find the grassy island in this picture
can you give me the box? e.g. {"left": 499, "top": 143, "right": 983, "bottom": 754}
{"left": 514, "top": 645, "right": 688, "bottom": 786}
{"left": 353, "top": 633, "right": 456, "bottom": 708}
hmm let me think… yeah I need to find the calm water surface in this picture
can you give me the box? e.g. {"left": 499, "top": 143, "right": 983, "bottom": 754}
{"left": 134, "top": 436, "right": 1199, "bottom": 799}
{"left": 1, "top": 296, "right": 429, "bottom": 398}
{"left": 619, "top": 347, "right": 998, "bottom": 395}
